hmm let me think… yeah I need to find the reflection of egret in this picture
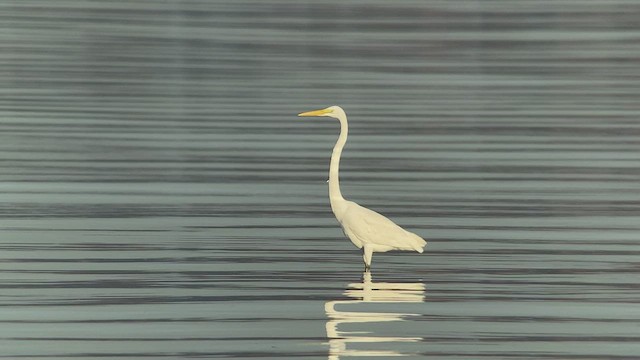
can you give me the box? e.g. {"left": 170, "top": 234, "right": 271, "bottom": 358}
{"left": 299, "top": 106, "right": 427, "bottom": 271}
{"left": 325, "top": 272, "right": 426, "bottom": 359}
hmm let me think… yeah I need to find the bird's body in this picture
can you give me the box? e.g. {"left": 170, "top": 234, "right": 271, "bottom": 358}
{"left": 338, "top": 200, "right": 426, "bottom": 261}
{"left": 299, "top": 106, "right": 427, "bottom": 271}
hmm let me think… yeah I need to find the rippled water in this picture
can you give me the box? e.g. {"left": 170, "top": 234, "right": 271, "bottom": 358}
{"left": 2, "top": 1, "right": 640, "bottom": 359}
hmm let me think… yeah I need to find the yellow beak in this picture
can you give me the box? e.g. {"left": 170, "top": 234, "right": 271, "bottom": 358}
{"left": 298, "top": 108, "right": 331, "bottom": 117}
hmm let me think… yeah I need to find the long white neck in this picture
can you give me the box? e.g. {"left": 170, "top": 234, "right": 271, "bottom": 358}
{"left": 329, "top": 112, "right": 348, "bottom": 213}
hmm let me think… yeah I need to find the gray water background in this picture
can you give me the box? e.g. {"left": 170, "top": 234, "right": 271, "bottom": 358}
{"left": 2, "top": 1, "right": 640, "bottom": 359}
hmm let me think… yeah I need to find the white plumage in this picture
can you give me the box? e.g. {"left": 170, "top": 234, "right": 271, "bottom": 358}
{"left": 299, "top": 106, "right": 427, "bottom": 271}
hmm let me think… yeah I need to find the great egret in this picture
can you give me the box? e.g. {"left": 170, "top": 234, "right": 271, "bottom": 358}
{"left": 298, "top": 106, "right": 427, "bottom": 271}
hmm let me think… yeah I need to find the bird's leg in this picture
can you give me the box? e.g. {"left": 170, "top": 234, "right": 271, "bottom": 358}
{"left": 362, "top": 246, "right": 373, "bottom": 272}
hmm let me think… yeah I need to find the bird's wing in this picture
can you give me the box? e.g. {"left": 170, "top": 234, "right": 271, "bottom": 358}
{"left": 341, "top": 202, "right": 420, "bottom": 250}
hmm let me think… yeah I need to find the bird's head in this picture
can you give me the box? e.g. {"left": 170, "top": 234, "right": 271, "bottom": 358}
{"left": 298, "top": 106, "right": 345, "bottom": 120}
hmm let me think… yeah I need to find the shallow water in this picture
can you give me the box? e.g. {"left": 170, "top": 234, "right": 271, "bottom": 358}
{"left": 2, "top": 1, "right": 640, "bottom": 359}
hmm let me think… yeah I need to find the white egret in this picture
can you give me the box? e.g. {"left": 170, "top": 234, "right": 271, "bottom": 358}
{"left": 298, "top": 106, "right": 427, "bottom": 271}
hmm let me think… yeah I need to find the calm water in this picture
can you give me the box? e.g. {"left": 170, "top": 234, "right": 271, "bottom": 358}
{"left": 2, "top": 1, "right": 640, "bottom": 359}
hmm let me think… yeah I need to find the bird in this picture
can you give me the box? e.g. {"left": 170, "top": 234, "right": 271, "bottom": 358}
{"left": 298, "top": 106, "right": 427, "bottom": 272}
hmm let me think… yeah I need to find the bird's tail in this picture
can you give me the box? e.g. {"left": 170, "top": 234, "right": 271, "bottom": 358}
{"left": 409, "top": 232, "right": 427, "bottom": 253}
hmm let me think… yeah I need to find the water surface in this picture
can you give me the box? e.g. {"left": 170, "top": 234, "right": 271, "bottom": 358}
{"left": 2, "top": 1, "right": 640, "bottom": 359}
